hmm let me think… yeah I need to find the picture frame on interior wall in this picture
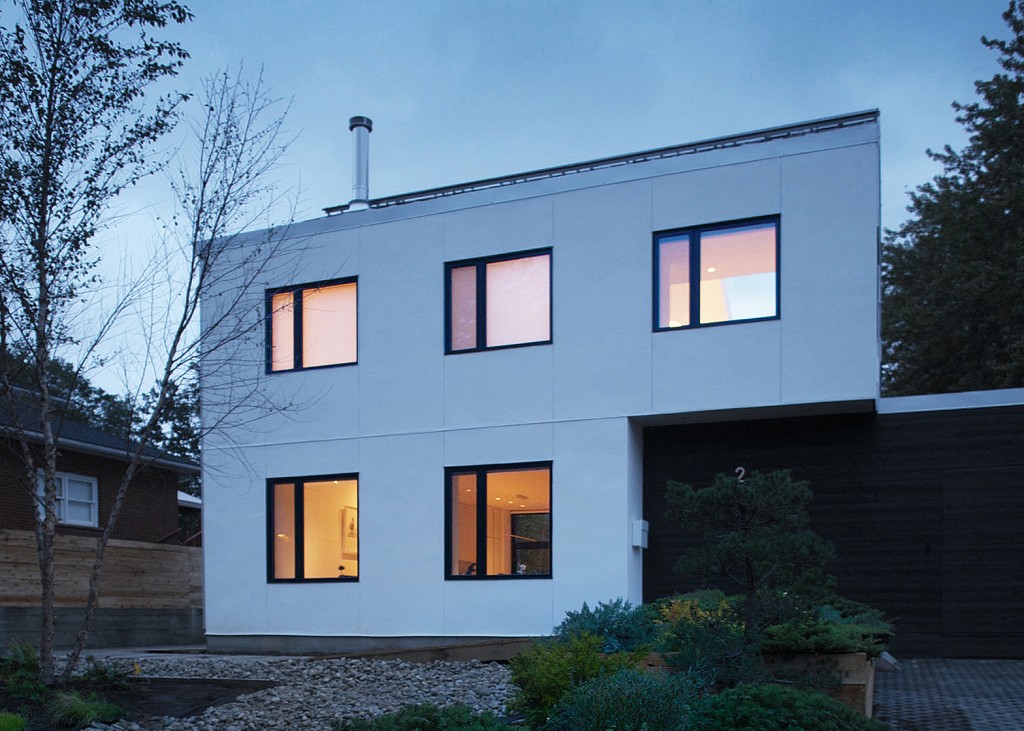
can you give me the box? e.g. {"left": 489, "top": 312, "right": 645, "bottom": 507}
{"left": 342, "top": 506, "right": 358, "bottom": 559}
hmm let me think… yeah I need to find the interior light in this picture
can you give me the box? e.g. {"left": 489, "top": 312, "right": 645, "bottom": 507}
{"left": 519, "top": 504, "right": 525, "bottom": 508}
{"left": 706, "top": 267, "right": 716, "bottom": 273}
{"left": 507, "top": 500, "right": 513, "bottom": 504}
{"left": 494, "top": 497, "right": 501, "bottom": 501}
{"left": 275, "top": 533, "right": 287, "bottom": 539}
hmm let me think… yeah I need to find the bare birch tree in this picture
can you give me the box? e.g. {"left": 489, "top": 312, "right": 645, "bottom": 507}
{"left": 0, "top": 0, "right": 295, "bottom": 683}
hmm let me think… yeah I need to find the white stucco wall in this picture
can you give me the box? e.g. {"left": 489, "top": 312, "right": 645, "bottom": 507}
{"left": 201, "top": 117, "right": 880, "bottom": 642}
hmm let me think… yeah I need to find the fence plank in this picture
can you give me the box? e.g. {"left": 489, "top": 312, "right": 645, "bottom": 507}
{"left": 0, "top": 529, "right": 203, "bottom": 609}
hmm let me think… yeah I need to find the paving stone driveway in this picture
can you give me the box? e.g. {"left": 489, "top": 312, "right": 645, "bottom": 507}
{"left": 874, "top": 659, "right": 1024, "bottom": 730}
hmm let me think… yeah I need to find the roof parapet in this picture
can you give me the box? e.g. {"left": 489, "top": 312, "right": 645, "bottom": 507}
{"left": 323, "top": 109, "right": 879, "bottom": 216}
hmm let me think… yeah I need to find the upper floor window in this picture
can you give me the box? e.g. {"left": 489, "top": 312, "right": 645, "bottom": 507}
{"left": 655, "top": 217, "right": 778, "bottom": 330}
{"left": 268, "top": 474, "right": 359, "bottom": 582}
{"left": 37, "top": 471, "right": 98, "bottom": 527}
{"left": 445, "top": 249, "right": 552, "bottom": 353}
{"left": 267, "top": 278, "right": 357, "bottom": 372}
{"left": 445, "top": 462, "right": 551, "bottom": 579}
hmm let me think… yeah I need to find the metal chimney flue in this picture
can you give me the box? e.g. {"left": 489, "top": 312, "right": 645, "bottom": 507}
{"left": 348, "top": 116, "right": 373, "bottom": 210}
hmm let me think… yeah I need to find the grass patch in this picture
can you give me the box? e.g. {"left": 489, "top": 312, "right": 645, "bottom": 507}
{"left": 47, "top": 691, "right": 122, "bottom": 727}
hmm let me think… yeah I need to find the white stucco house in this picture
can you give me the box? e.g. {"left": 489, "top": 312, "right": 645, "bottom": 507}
{"left": 199, "top": 110, "right": 891, "bottom": 653}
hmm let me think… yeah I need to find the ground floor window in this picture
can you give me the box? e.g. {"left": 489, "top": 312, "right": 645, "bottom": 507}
{"left": 37, "top": 471, "right": 98, "bottom": 527}
{"left": 267, "top": 474, "right": 358, "bottom": 582}
{"left": 445, "top": 462, "right": 551, "bottom": 579}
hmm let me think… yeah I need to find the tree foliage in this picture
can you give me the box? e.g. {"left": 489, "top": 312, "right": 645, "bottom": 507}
{"left": 666, "top": 470, "right": 835, "bottom": 642}
{"left": 882, "top": 1, "right": 1024, "bottom": 395}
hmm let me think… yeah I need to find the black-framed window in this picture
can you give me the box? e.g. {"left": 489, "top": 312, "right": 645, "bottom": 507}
{"left": 267, "top": 474, "right": 359, "bottom": 582}
{"left": 445, "top": 462, "right": 551, "bottom": 580}
{"left": 654, "top": 216, "right": 779, "bottom": 331}
{"left": 266, "top": 277, "right": 357, "bottom": 372}
{"left": 445, "top": 249, "right": 552, "bottom": 353}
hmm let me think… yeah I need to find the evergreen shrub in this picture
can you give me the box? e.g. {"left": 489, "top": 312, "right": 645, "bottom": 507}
{"left": 698, "top": 683, "right": 888, "bottom": 731}
{"left": 332, "top": 703, "right": 503, "bottom": 731}
{"left": 553, "top": 598, "right": 660, "bottom": 652}
{"left": 541, "top": 668, "right": 704, "bottom": 731}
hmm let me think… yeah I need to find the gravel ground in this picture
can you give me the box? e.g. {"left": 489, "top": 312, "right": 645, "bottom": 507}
{"left": 86, "top": 655, "right": 515, "bottom": 731}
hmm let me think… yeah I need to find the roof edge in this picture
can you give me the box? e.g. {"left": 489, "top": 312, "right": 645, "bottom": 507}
{"left": 4, "top": 427, "right": 200, "bottom": 475}
{"left": 323, "top": 109, "right": 879, "bottom": 215}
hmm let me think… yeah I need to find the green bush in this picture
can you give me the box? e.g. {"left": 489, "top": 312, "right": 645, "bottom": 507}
{"left": 508, "top": 633, "right": 642, "bottom": 728}
{"left": 760, "top": 620, "right": 889, "bottom": 657}
{"left": 697, "top": 683, "right": 888, "bottom": 731}
{"left": 542, "top": 668, "right": 704, "bottom": 731}
{"left": 553, "top": 598, "right": 660, "bottom": 652}
{"left": 665, "top": 618, "right": 760, "bottom": 688}
{"left": 331, "top": 703, "right": 503, "bottom": 730}
{"left": 0, "top": 641, "right": 48, "bottom": 705}
{"left": 653, "top": 594, "right": 759, "bottom": 689}
{"left": 0, "top": 712, "right": 27, "bottom": 731}
{"left": 47, "top": 691, "right": 122, "bottom": 727}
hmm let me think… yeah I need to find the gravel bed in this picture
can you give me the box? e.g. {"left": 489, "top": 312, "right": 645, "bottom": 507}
{"left": 87, "top": 655, "right": 515, "bottom": 730}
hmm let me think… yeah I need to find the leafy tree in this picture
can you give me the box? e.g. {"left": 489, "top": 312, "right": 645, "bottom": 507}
{"left": 882, "top": 1, "right": 1024, "bottom": 395}
{"left": 666, "top": 470, "right": 835, "bottom": 644}
{"left": 3, "top": 345, "right": 138, "bottom": 436}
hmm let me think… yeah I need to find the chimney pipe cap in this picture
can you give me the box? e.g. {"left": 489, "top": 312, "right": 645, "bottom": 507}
{"left": 349, "top": 116, "right": 373, "bottom": 132}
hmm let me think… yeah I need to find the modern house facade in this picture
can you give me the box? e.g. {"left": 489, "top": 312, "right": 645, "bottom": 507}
{"left": 202, "top": 110, "right": 894, "bottom": 653}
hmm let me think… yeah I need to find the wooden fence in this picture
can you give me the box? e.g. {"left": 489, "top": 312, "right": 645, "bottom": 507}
{"left": 0, "top": 529, "right": 202, "bottom": 610}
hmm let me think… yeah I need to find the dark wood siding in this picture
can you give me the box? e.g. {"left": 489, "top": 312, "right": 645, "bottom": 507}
{"left": 643, "top": 405, "right": 1024, "bottom": 658}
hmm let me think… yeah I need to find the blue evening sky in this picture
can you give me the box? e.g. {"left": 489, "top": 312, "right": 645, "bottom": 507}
{"left": 89, "top": 0, "right": 1009, "bottom": 390}
{"left": 144, "top": 0, "right": 1009, "bottom": 231}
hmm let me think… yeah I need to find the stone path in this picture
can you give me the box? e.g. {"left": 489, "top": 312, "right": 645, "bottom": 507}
{"left": 874, "top": 659, "right": 1024, "bottom": 730}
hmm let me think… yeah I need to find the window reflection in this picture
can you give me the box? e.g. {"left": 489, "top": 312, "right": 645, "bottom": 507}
{"left": 447, "top": 464, "right": 551, "bottom": 579}
{"left": 657, "top": 219, "right": 777, "bottom": 329}
{"left": 269, "top": 476, "right": 358, "bottom": 581}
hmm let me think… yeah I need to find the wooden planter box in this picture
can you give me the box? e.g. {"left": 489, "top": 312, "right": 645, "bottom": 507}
{"left": 764, "top": 652, "right": 876, "bottom": 718}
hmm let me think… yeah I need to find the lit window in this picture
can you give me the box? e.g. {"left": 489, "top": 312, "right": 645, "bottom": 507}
{"left": 268, "top": 475, "right": 358, "bottom": 582}
{"left": 37, "top": 471, "right": 98, "bottom": 527}
{"left": 446, "top": 250, "right": 551, "bottom": 353}
{"left": 655, "top": 218, "right": 778, "bottom": 330}
{"left": 446, "top": 463, "right": 551, "bottom": 579}
{"left": 267, "top": 278, "right": 357, "bottom": 372}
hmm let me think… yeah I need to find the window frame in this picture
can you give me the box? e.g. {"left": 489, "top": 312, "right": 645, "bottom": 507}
{"left": 652, "top": 215, "right": 780, "bottom": 332}
{"left": 37, "top": 471, "right": 99, "bottom": 528}
{"left": 266, "top": 472, "right": 359, "bottom": 584}
{"left": 265, "top": 276, "right": 358, "bottom": 373}
{"left": 444, "top": 248, "right": 553, "bottom": 354}
{"left": 444, "top": 461, "right": 553, "bottom": 581}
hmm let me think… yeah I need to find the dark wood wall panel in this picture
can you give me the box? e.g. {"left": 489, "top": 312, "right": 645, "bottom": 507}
{"left": 642, "top": 405, "right": 1024, "bottom": 658}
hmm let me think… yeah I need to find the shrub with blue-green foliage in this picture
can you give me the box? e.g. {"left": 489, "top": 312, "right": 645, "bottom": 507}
{"left": 760, "top": 598, "right": 894, "bottom": 657}
{"left": 542, "top": 668, "right": 705, "bottom": 731}
{"left": 330, "top": 703, "right": 504, "bottom": 731}
{"left": 553, "top": 598, "right": 660, "bottom": 652}
{"left": 697, "top": 683, "right": 888, "bottom": 731}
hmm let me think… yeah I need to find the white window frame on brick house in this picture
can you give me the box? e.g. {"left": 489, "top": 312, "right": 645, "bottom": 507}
{"left": 36, "top": 471, "right": 99, "bottom": 528}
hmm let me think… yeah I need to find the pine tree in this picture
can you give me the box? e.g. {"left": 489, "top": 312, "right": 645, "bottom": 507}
{"left": 882, "top": 2, "right": 1024, "bottom": 395}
